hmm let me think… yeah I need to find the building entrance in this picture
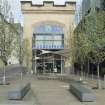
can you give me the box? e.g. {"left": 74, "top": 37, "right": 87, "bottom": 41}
{"left": 32, "top": 23, "right": 64, "bottom": 74}
{"left": 32, "top": 49, "right": 64, "bottom": 74}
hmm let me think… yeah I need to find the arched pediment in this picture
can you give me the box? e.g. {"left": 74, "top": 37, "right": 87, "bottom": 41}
{"left": 33, "top": 24, "right": 63, "bottom": 34}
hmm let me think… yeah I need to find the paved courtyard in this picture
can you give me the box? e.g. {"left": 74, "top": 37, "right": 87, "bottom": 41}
{"left": 0, "top": 75, "right": 105, "bottom": 105}
{"left": 30, "top": 76, "right": 105, "bottom": 105}
{"left": 31, "top": 77, "right": 83, "bottom": 105}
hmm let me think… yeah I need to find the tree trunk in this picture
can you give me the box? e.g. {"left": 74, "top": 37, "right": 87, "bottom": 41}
{"left": 92, "top": 69, "right": 94, "bottom": 80}
{"left": 97, "top": 63, "right": 101, "bottom": 89}
{"left": 104, "top": 75, "right": 105, "bottom": 89}
{"left": 2, "top": 64, "right": 6, "bottom": 84}
{"left": 80, "top": 64, "right": 83, "bottom": 81}
{"left": 87, "top": 59, "right": 90, "bottom": 79}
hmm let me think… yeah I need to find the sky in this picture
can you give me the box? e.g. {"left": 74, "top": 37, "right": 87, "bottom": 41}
{"left": 8, "top": 0, "right": 82, "bottom": 25}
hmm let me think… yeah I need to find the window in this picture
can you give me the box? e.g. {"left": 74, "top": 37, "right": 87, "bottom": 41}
{"left": 33, "top": 24, "right": 64, "bottom": 49}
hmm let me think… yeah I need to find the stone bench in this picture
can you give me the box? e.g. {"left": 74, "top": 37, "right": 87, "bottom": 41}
{"left": 70, "top": 83, "right": 96, "bottom": 102}
{"left": 8, "top": 83, "right": 30, "bottom": 100}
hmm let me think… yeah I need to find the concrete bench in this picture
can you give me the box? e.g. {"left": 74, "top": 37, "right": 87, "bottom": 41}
{"left": 8, "top": 83, "right": 30, "bottom": 100}
{"left": 70, "top": 83, "right": 96, "bottom": 102}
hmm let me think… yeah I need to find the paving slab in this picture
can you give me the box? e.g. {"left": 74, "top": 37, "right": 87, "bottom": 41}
{"left": 31, "top": 78, "right": 84, "bottom": 105}
{"left": 0, "top": 75, "right": 105, "bottom": 105}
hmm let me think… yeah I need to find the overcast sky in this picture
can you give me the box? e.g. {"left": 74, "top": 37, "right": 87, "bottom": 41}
{"left": 9, "top": 0, "right": 82, "bottom": 24}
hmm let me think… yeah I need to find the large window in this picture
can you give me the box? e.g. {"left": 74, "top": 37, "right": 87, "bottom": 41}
{"left": 33, "top": 24, "right": 63, "bottom": 34}
{"left": 32, "top": 24, "right": 64, "bottom": 49}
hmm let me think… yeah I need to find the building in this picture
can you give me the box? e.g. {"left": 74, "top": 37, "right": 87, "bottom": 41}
{"left": 8, "top": 23, "right": 23, "bottom": 65}
{"left": 0, "top": 13, "right": 22, "bottom": 65}
{"left": 21, "top": 1, "right": 76, "bottom": 74}
{"left": 102, "top": 0, "right": 105, "bottom": 10}
{"left": 75, "top": 0, "right": 83, "bottom": 25}
{"left": 82, "top": 0, "right": 104, "bottom": 16}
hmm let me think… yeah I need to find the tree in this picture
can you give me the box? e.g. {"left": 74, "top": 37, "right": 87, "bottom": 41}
{"left": 86, "top": 11, "right": 105, "bottom": 89}
{"left": 73, "top": 9, "right": 105, "bottom": 89}
{"left": 0, "top": 0, "right": 20, "bottom": 84}
{"left": 0, "top": 18, "right": 19, "bottom": 65}
{"left": 73, "top": 18, "right": 92, "bottom": 80}
{"left": 0, "top": 18, "right": 20, "bottom": 84}
{"left": 21, "top": 38, "right": 31, "bottom": 69}
{"left": 13, "top": 23, "right": 23, "bottom": 65}
{"left": 0, "top": 0, "right": 11, "bottom": 20}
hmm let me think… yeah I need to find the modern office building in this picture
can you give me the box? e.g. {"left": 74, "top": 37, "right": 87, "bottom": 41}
{"left": 75, "top": 0, "right": 83, "bottom": 25}
{"left": 21, "top": 1, "right": 76, "bottom": 74}
{"left": 103, "top": 0, "right": 105, "bottom": 10}
{"left": 82, "top": 0, "right": 104, "bottom": 16}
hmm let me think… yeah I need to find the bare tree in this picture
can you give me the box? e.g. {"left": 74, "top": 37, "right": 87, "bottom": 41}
{"left": 0, "top": 0, "right": 20, "bottom": 84}
{"left": 0, "top": 0, "right": 11, "bottom": 20}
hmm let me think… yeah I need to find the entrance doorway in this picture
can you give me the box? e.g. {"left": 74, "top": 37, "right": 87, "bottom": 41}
{"left": 32, "top": 50, "right": 64, "bottom": 74}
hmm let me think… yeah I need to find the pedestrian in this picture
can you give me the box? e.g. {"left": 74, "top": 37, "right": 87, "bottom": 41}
{"left": 54, "top": 66, "right": 57, "bottom": 73}
{"left": 31, "top": 70, "right": 33, "bottom": 74}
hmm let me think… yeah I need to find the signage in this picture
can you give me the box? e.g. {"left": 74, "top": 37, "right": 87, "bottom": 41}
{"left": 32, "top": 45, "right": 64, "bottom": 49}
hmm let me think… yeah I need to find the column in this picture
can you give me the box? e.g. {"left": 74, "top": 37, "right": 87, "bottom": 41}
{"left": 61, "top": 56, "right": 63, "bottom": 75}
{"left": 34, "top": 50, "right": 37, "bottom": 74}
{"left": 53, "top": 55, "right": 55, "bottom": 73}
